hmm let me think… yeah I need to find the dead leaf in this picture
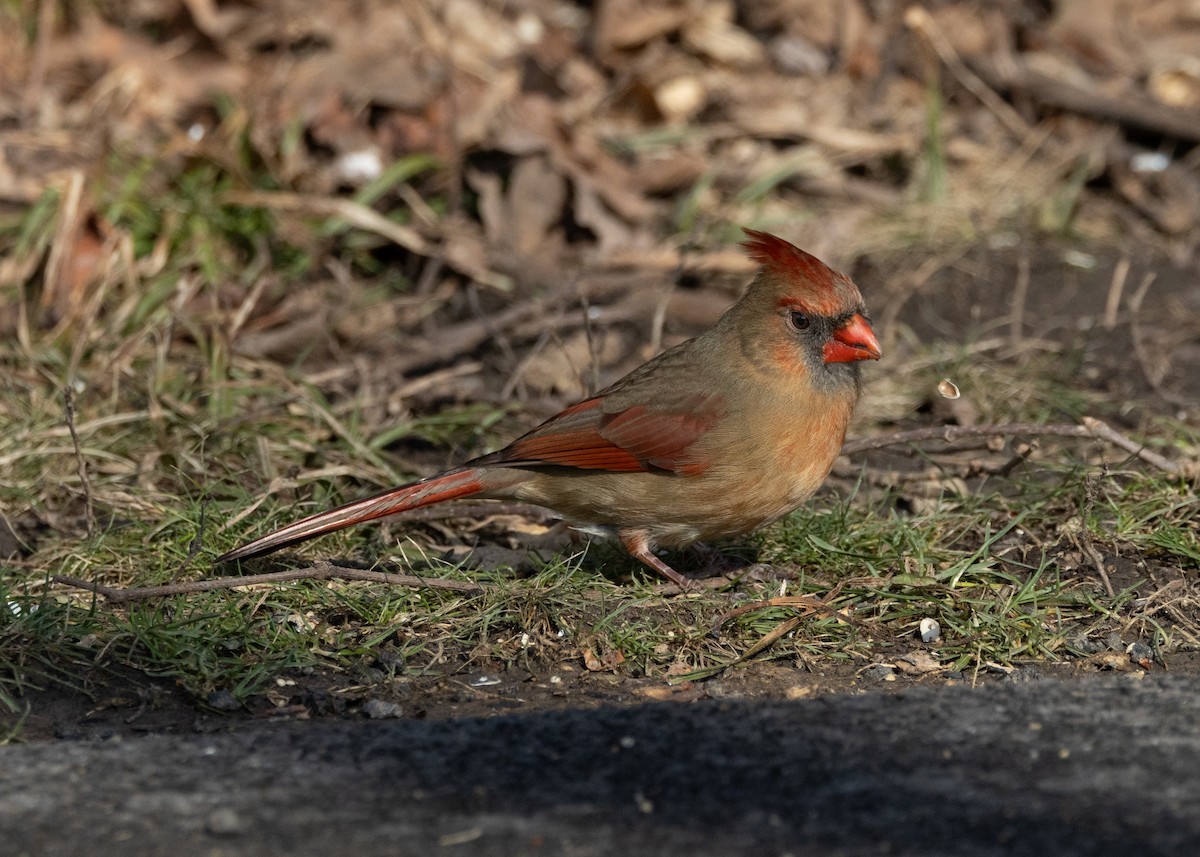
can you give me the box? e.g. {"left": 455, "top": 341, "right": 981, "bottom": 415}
{"left": 1089, "top": 651, "right": 1137, "bottom": 672}
{"left": 583, "top": 646, "right": 626, "bottom": 671}
{"left": 894, "top": 651, "right": 943, "bottom": 675}
{"left": 595, "top": 0, "right": 687, "bottom": 57}
{"left": 506, "top": 154, "right": 568, "bottom": 256}
{"left": 681, "top": 0, "right": 765, "bottom": 68}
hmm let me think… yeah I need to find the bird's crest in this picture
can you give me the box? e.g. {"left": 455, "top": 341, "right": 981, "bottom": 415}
{"left": 740, "top": 229, "right": 860, "bottom": 314}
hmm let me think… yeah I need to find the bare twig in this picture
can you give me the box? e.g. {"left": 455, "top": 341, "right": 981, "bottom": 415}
{"left": 841, "top": 419, "right": 1182, "bottom": 475}
{"left": 1126, "top": 272, "right": 1191, "bottom": 409}
{"left": 175, "top": 496, "right": 209, "bottom": 579}
{"left": 1077, "top": 474, "right": 1116, "bottom": 597}
{"left": 1103, "top": 256, "right": 1131, "bottom": 330}
{"left": 838, "top": 438, "right": 1043, "bottom": 485}
{"left": 63, "top": 385, "right": 95, "bottom": 538}
{"left": 904, "top": 6, "right": 1031, "bottom": 138}
{"left": 734, "top": 615, "right": 805, "bottom": 660}
{"left": 973, "top": 57, "right": 1200, "bottom": 144}
{"left": 25, "top": 0, "right": 55, "bottom": 113}
{"left": 54, "top": 560, "right": 485, "bottom": 603}
{"left": 994, "top": 440, "right": 1038, "bottom": 478}
{"left": 647, "top": 238, "right": 694, "bottom": 358}
{"left": 1010, "top": 249, "right": 1030, "bottom": 347}
{"left": 581, "top": 294, "right": 602, "bottom": 396}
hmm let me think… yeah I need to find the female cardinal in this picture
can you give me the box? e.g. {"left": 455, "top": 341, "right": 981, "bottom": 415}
{"left": 217, "top": 230, "right": 881, "bottom": 586}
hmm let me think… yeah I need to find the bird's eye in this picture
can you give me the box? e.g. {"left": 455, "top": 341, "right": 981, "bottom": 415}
{"left": 788, "top": 310, "right": 811, "bottom": 332}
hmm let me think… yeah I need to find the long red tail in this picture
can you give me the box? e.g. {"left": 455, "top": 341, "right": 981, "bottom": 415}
{"left": 216, "top": 467, "right": 486, "bottom": 563}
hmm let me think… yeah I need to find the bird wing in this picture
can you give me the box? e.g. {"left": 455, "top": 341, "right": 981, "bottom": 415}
{"left": 476, "top": 391, "right": 725, "bottom": 476}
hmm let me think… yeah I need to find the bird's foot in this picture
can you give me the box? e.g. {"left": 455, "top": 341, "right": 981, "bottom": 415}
{"left": 619, "top": 529, "right": 698, "bottom": 592}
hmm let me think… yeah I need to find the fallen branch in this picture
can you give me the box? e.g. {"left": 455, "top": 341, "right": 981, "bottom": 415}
{"left": 972, "top": 58, "right": 1200, "bottom": 144}
{"left": 841, "top": 418, "right": 1183, "bottom": 475}
{"left": 54, "top": 560, "right": 486, "bottom": 603}
{"left": 832, "top": 440, "right": 1040, "bottom": 488}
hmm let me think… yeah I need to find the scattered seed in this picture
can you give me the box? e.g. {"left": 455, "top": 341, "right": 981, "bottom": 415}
{"left": 919, "top": 617, "right": 941, "bottom": 643}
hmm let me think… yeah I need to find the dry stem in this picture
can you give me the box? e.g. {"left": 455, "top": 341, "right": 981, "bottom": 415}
{"left": 55, "top": 560, "right": 485, "bottom": 603}
{"left": 841, "top": 418, "right": 1182, "bottom": 475}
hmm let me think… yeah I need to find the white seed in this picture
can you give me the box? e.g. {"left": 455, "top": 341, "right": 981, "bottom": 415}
{"left": 937, "top": 379, "right": 960, "bottom": 399}
{"left": 919, "top": 617, "right": 941, "bottom": 643}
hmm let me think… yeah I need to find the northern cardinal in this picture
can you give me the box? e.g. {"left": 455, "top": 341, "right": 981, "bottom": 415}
{"left": 217, "top": 230, "right": 881, "bottom": 586}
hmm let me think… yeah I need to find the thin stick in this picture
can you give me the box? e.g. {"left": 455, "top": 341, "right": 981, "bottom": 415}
{"left": 1103, "top": 256, "right": 1131, "bottom": 330}
{"left": 841, "top": 419, "right": 1182, "bottom": 475}
{"left": 1078, "top": 475, "right": 1116, "bottom": 598}
{"left": 175, "top": 496, "right": 209, "bottom": 579}
{"left": 974, "top": 57, "right": 1200, "bottom": 144}
{"left": 63, "top": 386, "right": 96, "bottom": 537}
{"left": 1010, "top": 249, "right": 1029, "bottom": 347}
{"left": 24, "top": 0, "right": 55, "bottom": 113}
{"left": 904, "top": 6, "right": 1031, "bottom": 138}
{"left": 1126, "top": 272, "right": 1189, "bottom": 409}
{"left": 54, "top": 560, "right": 485, "bottom": 603}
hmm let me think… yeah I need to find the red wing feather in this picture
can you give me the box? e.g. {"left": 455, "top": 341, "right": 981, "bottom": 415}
{"left": 598, "top": 405, "right": 716, "bottom": 475}
{"left": 502, "top": 427, "right": 645, "bottom": 471}
{"left": 485, "top": 394, "right": 723, "bottom": 475}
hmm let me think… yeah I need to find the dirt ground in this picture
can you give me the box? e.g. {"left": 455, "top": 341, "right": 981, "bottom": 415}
{"left": 6, "top": 673, "right": 1200, "bottom": 856}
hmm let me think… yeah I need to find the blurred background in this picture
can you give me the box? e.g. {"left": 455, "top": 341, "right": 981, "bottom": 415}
{"left": 4, "top": 0, "right": 1199, "bottom": 426}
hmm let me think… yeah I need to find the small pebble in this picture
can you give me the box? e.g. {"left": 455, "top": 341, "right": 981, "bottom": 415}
{"left": 1126, "top": 641, "right": 1154, "bottom": 667}
{"left": 864, "top": 664, "right": 895, "bottom": 681}
{"left": 654, "top": 77, "right": 706, "bottom": 121}
{"left": 336, "top": 148, "right": 382, "bottom": 183}
{"left": 362, "top": 698, "right": 402, "bottom": 719}
{"left": 1130, "top": 152, "right": 1169, "bottom": 173}
{"left": 1003, "top": 666, "right": 1043, "bottom": 683}
{"left": 206, "top": 808, "right": 246, "bottom": 836}
{"left": 705, "top": 681, "right": 746, "bottom": 700}
{"left": 770, "top": 35, "right": 829, "bottom": 75}
{"left": 1063, "top": 250, "right": 1097, "bottom": 270}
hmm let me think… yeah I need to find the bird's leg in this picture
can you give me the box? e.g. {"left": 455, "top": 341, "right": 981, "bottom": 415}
{"left": 619, "top": 529, "right": 693, "bottom": 589}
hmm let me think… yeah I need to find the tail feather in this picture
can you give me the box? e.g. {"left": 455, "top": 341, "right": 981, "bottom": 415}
{"left": 216, "top": 467, "right": 485, "bottom": 563}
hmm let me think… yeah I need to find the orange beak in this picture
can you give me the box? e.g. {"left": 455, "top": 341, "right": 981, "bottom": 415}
{"left": 823, "top": 313, "right": 881, "bottom": 364}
